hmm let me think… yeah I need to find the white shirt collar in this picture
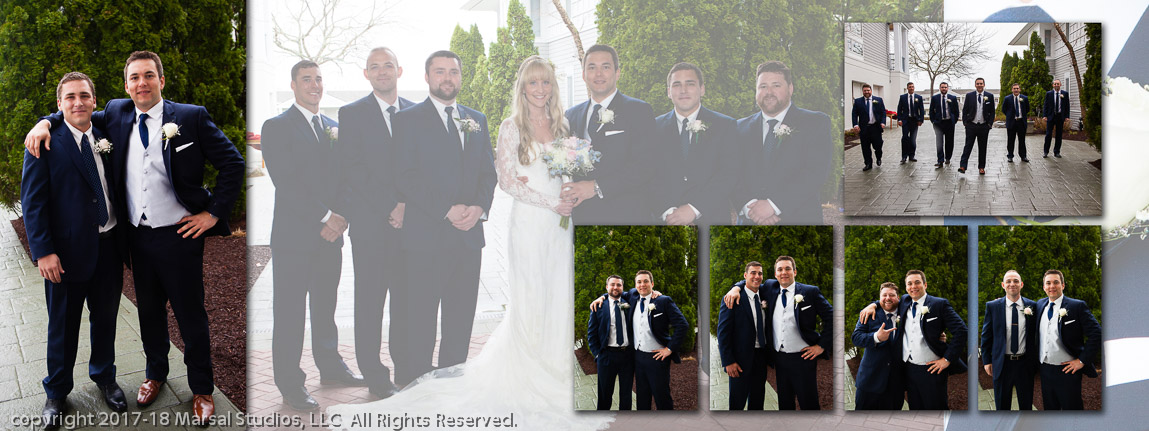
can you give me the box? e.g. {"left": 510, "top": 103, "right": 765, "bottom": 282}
{"left": 64, "top": 120, "right": 93, "bottom": 148}
{"left": 742, "top": 285, "right": 760, "bottom": 299}
{"left": 674, "top": 105, "right": 701, "bottom": 126}
{"left": 430, "top": 97, "right": 460, "bottom": 120}
{"left": 590, "top": 89, "right": 618, "bottom": 111}
{"left": 293, "top": 102, "right": 321, "bottom": 123}
{"left": 1006, "top": 296, "right": 1023, "bottom": 307}
{"left": 762, "top": 102, "right": 792, "bottom": 124}
{"left": 374, "top": 94, "right": 398, "bottom": 114}
{"left": 134, "top": 102, "right": 163, "bottom": 123}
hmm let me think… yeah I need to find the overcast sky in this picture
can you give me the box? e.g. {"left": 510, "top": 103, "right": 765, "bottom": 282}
{"left": 906, "top": 23, "right": 1026, "bottom": 92}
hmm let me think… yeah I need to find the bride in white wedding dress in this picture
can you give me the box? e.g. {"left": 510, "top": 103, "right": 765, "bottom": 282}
{"left": 325, "top": 56, "right": 612, "bottom": 430}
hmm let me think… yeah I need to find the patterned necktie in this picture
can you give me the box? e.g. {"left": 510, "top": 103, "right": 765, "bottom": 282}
{"left": 138, "top": 113, "right": 150, "bottom": 149}
{"left": 680, "top": 118, "right": 691, "bottom": 158}
{"left": 79, "top": 134, "right": 109, "bottom": 226}
{"left": 1011, "top": 303, "right": 1020, "bottom": 354}
{"left": 311, "top": 115, "right": 329, "bottom": 147}
{"left": 754, "top": 293, "right": 766, "bottom": 347}
{"left": 445, "top": 106, "right": 461, "bottom": 149}
{"left": 867, "top": 98, "right": 873, "bottom": 123}
{"left": 613, "top": 300, "right": 624, "bottom": 345}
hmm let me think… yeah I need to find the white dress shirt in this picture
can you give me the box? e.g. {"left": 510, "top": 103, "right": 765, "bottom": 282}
{"left": 1040, "top": 296, "right": 1074, "bottom": 365}
{"left": 607, "top": 297, "right": 628, "bottom": 348}
{"left": 660, "top": 106, "right": 703, "bottom": 222}
{"left": 632, "top": 294, "right": 665, "bottom": 353}
{"left": 902, "top": 296, "right": 941, "bottom": 365}
{"left": 771, "top": 283, "right": 809, "bottom": 353}
{"left": 744, "top": 286, "right": 763, "bottom": 348}
{"left": 585, "top": 89, "right": 618, "bottom": 135}
{"left": 127, "top": 102, "right": 189, "bottom": 228}
{"left": 429, "top": 97, "right": 465, "bottom": 149}
{"left": 64, "top": 121, "right": 116, "bottom": 233}
{"left": 373, "top": 94, "right": 398, "bottom": 136}
{"left": 1006, "top": 297, "right": 1027, "bottom": 355}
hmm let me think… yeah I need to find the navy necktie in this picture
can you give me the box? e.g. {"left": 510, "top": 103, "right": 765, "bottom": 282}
{"left": 311, "top": 115, "right": 329, "bottom": 147}
{"left": 1011, "top": 303, "right": 1020, "bottom": 354}
{"left": 912, "top": 302, "right": 918, "bottom": 318}
{"left": 79, "top": 134, "right": 109, "bottom": 226}
{"left": 680, "top": 118, "right": 691, "bottom": 158}
{"left": 754, "top": 293, "right": 766, "bottom": 347}
{"left": 887, "top": 313, "right": 896, "bottom": 330}
{"left": 588, "top": 104, "right": 602, "bottom": 139}
{"left": 613, "top": 300, "right": 624, "bottom": 345}
{"left": 1047, "top": 302, "right": 1054, "bottom": 319}
{"left": 445, "top": 106, "right": 461, "bottom": 149}
{"left": 639, "top": 297, "right": 645, "bottom": 313}
{"left": 942, "top": 95, "right": 947, "bottom": 119}
{"left": 780, "top": 288, "right": 788, "bottom": 308}
{"left": 138, "top": 113, "right": 149, "bottom": 149}
{"left": 765, "top": 119, "right": 779, "bottom": 149}
{"left": 384, "top": 106, "right": 397, "bottom": 139}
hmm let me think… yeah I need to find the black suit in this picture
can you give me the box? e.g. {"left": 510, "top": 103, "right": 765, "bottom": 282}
{"left": 960, "top": 91, "right": 995, "bottom": 170}
{"left": 928, "top": 92, "right": 960, "bottom": 164}
{"left": 1043, "top": 89, "right": 1071, "bottom": 155}
{"left": 22, "top": 123, "right": 124, "bottom": 400}
{"left": 261, "top": 106, "right": 351, "bottom": 392}
{"left": 564, "top": 92, "right": 656, "bottom": 225}
{"left": 851, "top": 96, "right": 886, "bottom": 168}
{"left": 650, "top": 106, "right": 737, "bottom": 225}
{"left": 980, "top": 297, "right": 1039, "bottom": 410}
{"left": 735, "top": 106, "right": 833, "bottom": 224}
{"left": 897, "top": 93, "right": 925, "bottom": 161}
{"left": 338, "top": 94, "right": 415, "bottom": 390}
{"left": 1002, "top": 94, "right": 1030, "bottom": 160}
{"left": 392, "top": 98, "right": 497, "bottom": 385}
{"left": 717, "top": 285, "right": 772, "bottom": 410}
{"left": 587, "top": 296, "right": 635, "bottom": 410}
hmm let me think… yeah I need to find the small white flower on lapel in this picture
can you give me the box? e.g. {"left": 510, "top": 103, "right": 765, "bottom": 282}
{"left": 894, "top": 315, "right": 902, "bottom": 324}
{"left": 793, "top": 294, "right": 804, "bottom": 304}
{"left": 647, "top": 302, "right": 656, "bottom": 312}
{"left": 619, "top": 302, "right": 630, "bottom": 310}
{"left": 326, "top": 126, "right": 339, "bottom": 142}
{"left": 455, "top": 117, "right": 481, "bottom": 133}
{"left": 161, "top": 122, "right": 181, "bottom": 141}
{"left": 1059, "top": 308, "right": 1069, "bottom": 318}
{"left": 1023, "top": 307, "right": 1033, "bottom": 316}
{"left": 920, "top": 305, "right": 930, "bottom": 315}
{"left": 93, "top": 138, "right": 113, "bottom": 155}
{"left": 773, "top": 124, "right": 793, "bottom": 142}
{"left": 598, "top": 108, "right": 615, "bottom": 124}
{"left": 686, "top": 119, "right": 707, "bottom": 133}
{"left": 760, "top": 300, "right": 768, "bottom": 310}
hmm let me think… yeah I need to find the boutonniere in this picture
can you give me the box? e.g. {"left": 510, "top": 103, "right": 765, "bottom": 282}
{"left": 619, "top": 302, "right": 630, "bottom": 310}
{"left": 773, "top": 124, "right": 793, "bottom": 143}
{"left": 326, "top": 126, "right": 339, "bottom": 143}
{"left": 686, "top": 119, "right": 706, "bottom": 133}
{"left": 455, "top": 117, "right": 481, "bottom": 133}
{"left": 598, "top": 108, "right": 615, "bottom": 124}
{"left": 760, "top": 300, "right": 768, "bottom": 310}
{"left": 1061, "top": 94, "right": 1067, "bottom": 98}
{"left": 93, "top": 138, "right": 113, "bottom": 155}
{"left": 894, "top": 315, "right": 902, "bottom": 324}
{"left": 1059, "top": 308, "right": 1068, "bottom": 318}
{"left": 793, "top": 294, "right": 804, "bottom": 304}
{"left": 1023, "top": 307, "right": 1033, "bottom": 316}
{"left": 161, "top": 122, "right": 181, "bottom": 150}
{"left": 646, "top": 302, "right": 657, "bottom": 312}
{"left": 920, "top": 305, "right": 930, "bottom": 315}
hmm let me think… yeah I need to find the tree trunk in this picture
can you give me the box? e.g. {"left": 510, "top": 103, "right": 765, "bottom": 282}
{"left": 552, "top": 0, "right": 584, "bottom": 64}
{"left": 1054, "top": 23, "right": 1084, "bottom": 128}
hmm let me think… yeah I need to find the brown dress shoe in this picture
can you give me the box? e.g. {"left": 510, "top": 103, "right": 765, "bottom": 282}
{"left": 137, "top": 379, "right": 164, "bottom": 407}
{"left": 192, "top": 394, "right": 215, "bottom": 426}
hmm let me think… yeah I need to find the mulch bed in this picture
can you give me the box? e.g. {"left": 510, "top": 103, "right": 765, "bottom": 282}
{"left": 975, "top": 357, "right": 1101, "bottom": 410}
{"left": 847, "top": 355, "right": 968, "bottom": 410}
{"left": 575, "top": 344, "right": 699, "bottom": 410}
{"left": 764, "top": 356, "right": 834, "bottom": 410}
{"left": 12, "top": 217, "right": 249, "bottom": 412}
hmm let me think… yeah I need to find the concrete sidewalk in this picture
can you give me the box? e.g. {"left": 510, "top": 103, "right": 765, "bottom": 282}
{"left": 0, "top": 209, "right": 242, "bottom": 430}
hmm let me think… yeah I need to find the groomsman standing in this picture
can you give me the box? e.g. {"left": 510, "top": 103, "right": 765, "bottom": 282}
{"left": 960, "top": 77, "right": 995, "bottom": 175}
{"left": 763, "top": 256, "right": 832, "bottom": 410}
{"left": 980, "top": 270, "right": 1038, "bottom": 410}
{"left": 896, "top": 82, "right": 924, "bottom": 164}
{"left": 1002, "top": 84, "right": 1031, "bottom": 163}
{"left": 928, "top": 82, "right": 959, "bottom": 168}
{"left": 851, "top": 84, "right": 886, "bottom": 171}
{"left": 852, "top": 283, "right": 905, "bottom": 410}
{"left": 1042, "top": 79, "right": 1070, "bottom": 158}
{"left": 1036, "top": 270, "right": 1101, "bottom": 410}
{"left": 717, "top": 262, "right": 772, "bottom": 410}
{"left": 586, "top": 275, "right": 634, "bottom": 410}
{"left": 22, "top": 72, "right": 128, "bottom": 429}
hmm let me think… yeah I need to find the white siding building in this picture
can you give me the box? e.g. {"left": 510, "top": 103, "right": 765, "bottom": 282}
{"left": 1010, "top": 23, "right": 1089, "bottom": 128}
{"left": 843, "top": 23, "right": 912, "bottom": 130}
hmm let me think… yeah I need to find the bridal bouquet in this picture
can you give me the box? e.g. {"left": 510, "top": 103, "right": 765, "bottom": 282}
{"left": 541, "top": 136, "right": 601, "bottom": 229}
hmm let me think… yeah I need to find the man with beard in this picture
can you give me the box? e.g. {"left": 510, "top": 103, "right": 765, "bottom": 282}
{"left": 851, "top": 83, "right": 886, "bottom": 171}
{"left": 928, "top": 82, "right": 959, "bottom": 167}
{"left": 852, "top": 282, "right": 905, "bottom": 410}
{"left": 586, "top": 275, "right": 634, "bottom": 410}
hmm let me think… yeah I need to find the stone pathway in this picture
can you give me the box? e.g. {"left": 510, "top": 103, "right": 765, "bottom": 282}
{"left": 0, "top": 209, "right": 242, "bottom": 430}
{"left": 844, "top": 125, "right": 1102, "bottom": 216}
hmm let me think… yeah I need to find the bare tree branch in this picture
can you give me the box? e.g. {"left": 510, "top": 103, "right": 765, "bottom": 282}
{"left": 272, "top": 0, "right": 397, "bottom": 66}
{"left": 908, "top": 23, "right": 994, "bottom": 96}
{"left": 551, "top": 0, "right": 585, "bottom": 64}
{"left": 1053, "top": 23, "right": 1085, "bottom": 122}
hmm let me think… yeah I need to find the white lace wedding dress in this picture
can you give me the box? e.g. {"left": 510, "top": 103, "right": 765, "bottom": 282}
{"left": 326, "top": 120, "right": 611, "bottom": 430}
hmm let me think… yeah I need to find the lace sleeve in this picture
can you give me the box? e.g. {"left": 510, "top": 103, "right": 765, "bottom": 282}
{"left": 496, "top": 119, "right": 561, "bottom": 210}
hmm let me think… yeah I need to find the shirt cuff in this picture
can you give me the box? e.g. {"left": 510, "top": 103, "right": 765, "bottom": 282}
{"left": 687, "top": 204, "right": 700, "bottom": 219}
{"left": 661, "top": 207, "right": 675, "bottom": 222}
{"left": 740, "top": 199, "right": 782, "bottom": 217}
{"left": 594, "top": 181, "right": 603, "bottom": 199}
{"left": 767, "top": 199, "right": 781, "bottom": 216}
{"left": 874, "top": 332, "right": 882, "bottom": 344}
{"left": 320, "top": 210, "right": 332, "bottom": 224}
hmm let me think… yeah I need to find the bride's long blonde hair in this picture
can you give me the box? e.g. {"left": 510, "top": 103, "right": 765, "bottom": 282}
{"left": 510, "top": 55, "right": 569, "bottom": 165}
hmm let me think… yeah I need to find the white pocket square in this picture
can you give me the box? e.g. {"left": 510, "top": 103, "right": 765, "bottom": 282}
{"left": 652, "top": 313, "right": 663, "bottom": 318}
{"left": 604, "top": 130, "right": 625, "bottom": 137}
{"left": 175, "top": 142, "right": 195, "bottom": 152}
{"left": 1064, "top": 319, "right": 1076, "bottom": 324}
{"left": 926, "top": 317, "right": 938, "bottom": 322}
{"left": 800, "top": 305, "right": 812, "bottom": 311}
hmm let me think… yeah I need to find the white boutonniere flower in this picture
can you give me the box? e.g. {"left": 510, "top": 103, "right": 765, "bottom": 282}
{"left": 686, "top": 119, "right": 706, "bottom": 133}
{"left": 93, "top": 138, "right": 113, "bottom": 155}
{"left": 326, "top": 126, "right": 339, "bottom": 142}
{"left": 598, "top": 108, "right": 615, "bottom": 124}
{"left": 894, "top": 315, "right": 902, "bottom": 324}
{"left": 161, "top": 122, "right": 180, "bottom": 150}
{"left": 760, "top": 300, "right": 768, "bottom": 310}
{"left": 647, "top": 302, "right": 657, "bottom": 312}
{"left": 1023, "top": 307, "right": 1033, "bottom": 316}
{"left": 455, "top": 117, "right": 482, "bottom": 133}
{"left": 1059, "top": 308, "right": 1069, "bottom": 318}
{"left": 619, "top": 302, "right": 630, "bottom": 310}
{"left": 920, "top": 305, "right": 930, "bottom": 315}
{"left": 773, "top": 124, "right": 793, "bottom": 143}
{"left": 793, "top": 294, "right": 804, "bottom": 304}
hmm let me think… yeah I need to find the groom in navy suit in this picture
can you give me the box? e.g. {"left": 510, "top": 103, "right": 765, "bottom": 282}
{"left": 980, "top": 270, "right": 1038, "bottom": 410}
{"left": 625, "top": 270, "right": 688, "bottom": 410}
{"left": 1042, "top": 79, "right": 1071, "bottom": 158}
{"left": 735, "top": 61, "right": 833, "bottom": 224}
{"left": 22, "top": 72, "right": 128, "bottom": 428}
{"left": 586, "top": 275, "right": 635, "bottom": 410}
{"left": 717, "top": 262, "right": 773, "bottom": 410}
{"left": 391, "top": 50, "right": 497, "bottom": 386}
{"left": 761, "top": 256, "right": 832, "bottom": 410}
{"left": 651, "top": 62, "right": 738, "bottom": 225}
{"left": 851, "top": 83, "right": 886, "bottom": 171}
{"left": 27, "top": 51, "right": 244, "bottom": 423}
{"left": 339, "top": 47, "right": 415, "bottom": 399}
{"left": 563, "top": 44, "right": 656, "bottom": 225}
{"left": 1035, "top": 269, "right": 1101, "bottom": 410}
{"left": 852, "top": 283, "right": 905, "bottom": 410}
{"left": 896, "top": 82, "right": 924, "bottom": 164}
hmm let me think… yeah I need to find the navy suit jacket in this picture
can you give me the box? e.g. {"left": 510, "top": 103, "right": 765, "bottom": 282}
{"left": 761, "top": 280, "right": 833, "bottom": 359}
{"left": 717, "top": 285, "right": 772, "bottom": 372}
{"left": 1036, "top": 295, "right": 1101, "bottom": 378}
{"left": 897, "top": 93, "right": 925, "bottom": 123}
{"left": 1043, "top": 89, "right": 1071, "bottom": 119}
{"left": 21, "top": 123, "right": 124, "bottom": 282}
{"left": 895, "top": 294, "right": 968, "bottom": 374}
{"left": 393, "top": 98, "right": 496, "bottom": 251}
{"left": 852, "top": 308, "right": 900, "bottom": 392}
{"left": 338, "top": 94, "right": 415, "bottom": 239}
{"left": 734, "top": 107, "right": 833, "bottom": 224}
{"left": 962, "top": 91, "right": 996, "bottom": 127}
{"left": 45, "top": 99, "right": 244, "bottom": 237}
{"left": 851, "top": 96, "right": 886, "bottom": 129}
{"left": 929, "top": 92, "right": 960, "bottom": 125}
{"left": 261, "top": 107, "right": 348, "bottom": 250}
{"left": 564, "top": 92, "right": 656, "bottom": 224}
{"left": 650, "top": 106, "right": 737, "bottom": 224}
{"left": 622, "top": 289, "right": 689, "bottom": 363}
{"left": 980, "top": 296, "right": 1039, "bottom": 384}
{"left": 1002, "top": 94, "right": 1030, "bottom": 129}
{"left": 587, "top": 296, "right": 635, "bottom": 363}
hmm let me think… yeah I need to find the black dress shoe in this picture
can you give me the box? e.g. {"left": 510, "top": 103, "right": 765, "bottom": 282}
{"left": 945, "top": 159, "right": 951, "bottom": 164}
{"left": 1007, "top": 157, "right": 1014, "bottom": 162}
{"left": 958, "top": 167, "right": 966, "bottom": 173}
{"left": 368, "top": 381, "right": 401, "bottom": 399}
{"left": 876, "top": 159, "right": 882, "bottom": 166}
{"left": 910, "top": 158, "right": 918, "bottom": 162}
{"left": 1043, "top": 153, "right": 1049, "bottom": 158}
{"left": 281, "top": 386, "right": 319, "bottom": 411}
{"left": 320, "top": 368, "right": 367, "bottom": 387}
{"left": 934, "top": 163, "right": 942, "bottom": 168}
{"left": 900, "top": 159, "right": 906, "bottom": 164}
{"left": 862, "top": 165, "right": 873, "bottom": 171}
{"left": 98, "top": 382, "right": 128, "bottom": 413}
{"left": 1022, "top": 158, "right": 1030, "bottom": 162}
{"left": 1055, "top": 154, "right": 1063, "bottom": 158}
{"left": 42, "top": 398, "right": 66, "bottom": 430}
